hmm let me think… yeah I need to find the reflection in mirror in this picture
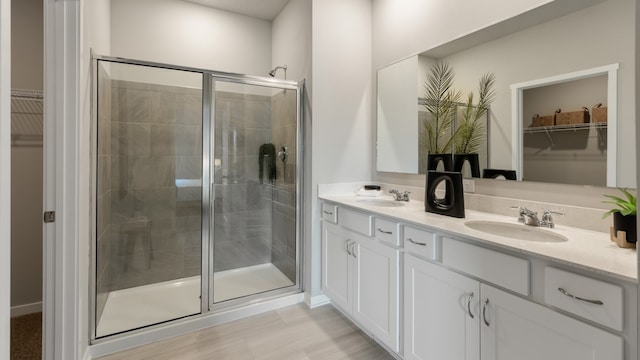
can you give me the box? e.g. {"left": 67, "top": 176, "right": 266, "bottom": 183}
{"left": 375, "top": 0, "right": 635, "bottom": 188}
{"left": 377, "top": 56, "right": 419, "bottom": 173}
{"left": 512, "top": 65, "right": 618, "bottom": 186}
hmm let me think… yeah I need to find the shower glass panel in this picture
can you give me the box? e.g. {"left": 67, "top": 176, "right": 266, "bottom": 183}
{"left": 94, "top": 60, "right": 203, "bottom": 337}
{"left": 212, "top": 79, "right": 298, "bottom": 303}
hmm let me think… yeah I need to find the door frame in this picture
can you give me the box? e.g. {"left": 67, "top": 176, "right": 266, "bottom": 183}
{"left": 43, "top": 0, "right": 82, "bottom": 359}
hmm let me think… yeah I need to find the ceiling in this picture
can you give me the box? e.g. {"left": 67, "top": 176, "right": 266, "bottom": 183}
{"left": 184, "top": 0, "right": 290, "bottom": 20}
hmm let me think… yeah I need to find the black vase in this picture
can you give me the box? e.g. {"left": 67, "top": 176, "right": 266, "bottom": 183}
{"left": 613, "top": 212, "right": 637, "bottom": 243}
{"left": 453, "top": 153, "right": 480, "bottom": 178}
{"left": 426, "top": 153, "right": 453, "bottom": 172}
{"left": 424, "top": 170, "right": 465, "bottom": 218}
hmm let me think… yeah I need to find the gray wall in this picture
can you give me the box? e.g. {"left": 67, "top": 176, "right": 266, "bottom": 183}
{"left": 10, "top": 0, "right": 43, "bottom": 312}
{"left": 11, "top": 0, "right": 42, "bottom": 90}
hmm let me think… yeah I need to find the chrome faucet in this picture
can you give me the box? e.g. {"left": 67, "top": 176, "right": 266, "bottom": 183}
{"left": 389, "top": 189, "right": 411, "bottom": 202}
{"left": 513, "top": 206, "right": 540, "bottom": 226}
{"left": 512, "top": 206, "right": 564, "bottom": 228}
{"left": 540, "top": 210, "right": 564, "bottom": 228}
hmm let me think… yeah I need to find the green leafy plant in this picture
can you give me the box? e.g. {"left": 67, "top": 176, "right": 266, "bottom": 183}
{"left": 420, "top": 62, "right": 462, "bottom": 154}
{"left": 602, "top": 188, "right": 637, "bottom": 218}
{"left": 453, "top": 72, "right": 496, "bottom": 154}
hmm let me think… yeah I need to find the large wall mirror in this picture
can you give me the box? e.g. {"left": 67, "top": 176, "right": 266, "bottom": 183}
{"left": 376, "top": 0, "right": 636, "bottom": 188}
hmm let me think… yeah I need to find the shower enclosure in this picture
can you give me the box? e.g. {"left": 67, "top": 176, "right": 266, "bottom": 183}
{"left": 91, "top": 57, "right": 303, "bottom": 339}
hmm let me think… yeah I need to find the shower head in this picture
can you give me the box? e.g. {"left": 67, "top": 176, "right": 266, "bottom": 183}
{"left": 269, "top": 65, "right": 288, "bottom": 78}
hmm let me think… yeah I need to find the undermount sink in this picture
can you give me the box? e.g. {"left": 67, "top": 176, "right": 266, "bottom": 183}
{"left": 464, "top": 220, "right": 568, "bottom": 243}
{"left": 356, "top": 198, "right": 405, "bottom": 207}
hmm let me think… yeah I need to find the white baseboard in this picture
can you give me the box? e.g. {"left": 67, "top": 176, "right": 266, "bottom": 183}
{"left": 304, "top": 293, "right": 331, "bottom": 308}
{"left": 11, "top": 301, "right": 42, "bottom": 317}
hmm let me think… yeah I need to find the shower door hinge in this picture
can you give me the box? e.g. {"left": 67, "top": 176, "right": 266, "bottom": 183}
{"left": 43, "top": 211, "right": 56, "bottom": 223}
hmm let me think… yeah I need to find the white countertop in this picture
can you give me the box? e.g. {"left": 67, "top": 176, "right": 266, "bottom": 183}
{"left": 320, "top": 194, "right": 637, "bottom": 283}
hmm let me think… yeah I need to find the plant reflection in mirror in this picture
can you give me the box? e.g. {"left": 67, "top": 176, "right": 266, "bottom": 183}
{"left": 454, "top": 72, "right": 495, "bottom": 154}
{"left": 420, "top": 62, "right": 462, "bottom": 154}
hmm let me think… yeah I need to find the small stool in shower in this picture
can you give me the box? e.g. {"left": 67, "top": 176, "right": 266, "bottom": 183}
{"left": 121, "top": 216, "right": 153, "bottom": 271}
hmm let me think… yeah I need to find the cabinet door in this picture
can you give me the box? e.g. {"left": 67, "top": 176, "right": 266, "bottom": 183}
{"left": 480, "top": 284, "right": 623, "bottom": 360}
{"left": 354, "top": 237, "right": 400, "bottom": 352}
{"left": 322, "top": 222, "right": 353, "bottom": 312}
{"left": 404, "top": 254, "right": 480, "bottom": 360}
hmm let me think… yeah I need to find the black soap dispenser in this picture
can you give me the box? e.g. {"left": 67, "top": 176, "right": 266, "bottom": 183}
{"left": 425, "top": 170, "right": 465, "bottom": 218}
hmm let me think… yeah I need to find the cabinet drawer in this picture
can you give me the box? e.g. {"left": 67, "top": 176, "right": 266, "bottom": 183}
{"left": 339, "top": 207, "right": 372, "bottom": 236}
{"left": 403, "top": 226, "right": 437, "bottom": 260}
{"left": 321, "top": 203, "right": 338, "bottom": 223}
{"left": 545, "top": 267, "right": 623, "bottom": 331}
{"left": 374, "top": 217, "right": 400, "bottom": 246}
{"left": 442, "top": 238, "right": 529, "bottom": 295}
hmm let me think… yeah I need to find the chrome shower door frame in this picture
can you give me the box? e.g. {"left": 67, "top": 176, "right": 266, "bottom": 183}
{"left": 89, "top": 54, "right": 304, "bottom": 342}
{"left": 207, "top": 74, "right": 304, "bottom": 311}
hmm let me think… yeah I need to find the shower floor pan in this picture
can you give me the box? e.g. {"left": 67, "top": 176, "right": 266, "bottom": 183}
{"left": 96, "top": 263, "right": 294, "bottom": 337}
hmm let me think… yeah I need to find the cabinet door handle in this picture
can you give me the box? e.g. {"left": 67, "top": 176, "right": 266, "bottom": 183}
{"left": 557, "top": 288, "right": 604, "bottom": 305}
{"left": 345, "top": 240, "right": 352, "bottom": 256}
{"left": 466, "top": 292, "right": 474, "bottom": 319}
{"left": 482, "top": 298, "right": 490, "bottom": 327}
{"left": 323, "top": 210, "right": 334, "bottom": 215}
{"left": 351, "top": 242, "right": 357, "bottom": 258}
{"left": 408, "top": 238, "right": 427, "bottom": 246}
{"left": 377, "top": 228, "right": 393, "bottom": 235}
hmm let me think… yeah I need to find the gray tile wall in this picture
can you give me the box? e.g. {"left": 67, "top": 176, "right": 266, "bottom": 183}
{"left": 108, "top": 79, "right": 203, "bottom": 291}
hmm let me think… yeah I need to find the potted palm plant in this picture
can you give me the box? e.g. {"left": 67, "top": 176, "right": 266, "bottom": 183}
{"left": 452, "top": 72, "right": 496, "bottom": 178}
{"left": 603, "top": 188, "right": 637, "bottom": 245}
{"left": 420, "top": 62, "right": 461, "bottom": 172}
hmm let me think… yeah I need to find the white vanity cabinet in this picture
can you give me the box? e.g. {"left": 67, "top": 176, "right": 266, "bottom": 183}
{"left": 353, "top": 233, "right": 400, "bottom": 352}
{"left": 481, "top": 284, "right": 623, "bottom": 360}
{"left": 322, "top": 222, "right": 354, "bottom": 311}
{"left": 404, "top": 254, "right": 480, "bottom": 360}
{"left": 321, "top": 216, "right": 400, "bottom": 352}
{"left": 320, "top": 200, "right": 632, "bottom": 360}
{"left": 405, "top": 253, "right": 623, "bottom": 360}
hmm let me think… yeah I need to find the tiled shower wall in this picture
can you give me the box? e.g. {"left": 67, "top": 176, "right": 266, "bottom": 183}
{"left": 96, "top": 64, "right": 112, "bottom": 321}
{"left": 107, "top": 79, "right": 203, "bottom": 291}
{"left": 98, "top": 81, "right": 298, "bottom": 295}
{"left": 271, "top": 90, "right": 297, "bottom": 282}
{"left": 213, "top": 91, "right": 274, "bottom": 272}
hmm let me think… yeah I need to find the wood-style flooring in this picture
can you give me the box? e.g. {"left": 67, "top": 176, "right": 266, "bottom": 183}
{"left": 97, "top": 304, "right": 395, "bottom": 360}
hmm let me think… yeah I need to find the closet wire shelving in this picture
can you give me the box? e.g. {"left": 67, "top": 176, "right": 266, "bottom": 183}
{"left": 523, "top": 122, "right": 607, "bottom": 147}
{"left": 11, "top": 88, "right": 43, "bottom": 147}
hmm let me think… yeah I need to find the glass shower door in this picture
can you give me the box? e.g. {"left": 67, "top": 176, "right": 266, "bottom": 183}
{"left": 210, "top": 78, "right": 299, "bottom": 304}
{"left": 94, "top": 60, "right": 204, "bottom": 337}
